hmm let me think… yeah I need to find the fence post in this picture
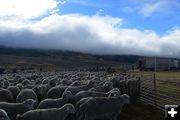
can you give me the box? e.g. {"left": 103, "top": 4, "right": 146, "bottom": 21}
{"left": 139, "top": 71, "right": 142, "bottom": 101}
{"left": 153, "top": 73, "right": 157, "bottom": 107}
{"left": 138, "top": 76, "right": 141, "bottom": 99}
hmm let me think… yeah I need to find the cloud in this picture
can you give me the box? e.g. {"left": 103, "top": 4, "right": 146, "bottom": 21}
{"left": 95, "top": 9, "right": 105, "bottom": 15}
{"left": 139, "top": 0, "right": 180, "bottom": 17}
{"left": 0, "top": 13, "right": 180, "bottom": 57}
{"left": 140, "top": 1, "right": 167, "bottom": 17}
{"left": 0, "top": 0, "right": 61, "bottom": 19}
{"left": 59, "top": 1, "right": 66, "bottom": 5}
{"left": 122, "top": 0, "right": 180, "bottom": 17}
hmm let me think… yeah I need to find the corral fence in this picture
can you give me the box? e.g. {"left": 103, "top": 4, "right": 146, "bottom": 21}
{"left": 137, "top": 72, "right": 180, "bottom": 111}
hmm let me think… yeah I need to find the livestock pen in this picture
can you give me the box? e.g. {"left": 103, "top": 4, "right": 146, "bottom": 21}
{"left": 116, "top": 70, "right": 180, "bottom": 120}
{"left": 130, "top": 71, "right": 180, "bottom": 111}
{"left": 0, "top": 69, "right": 178, "bottom": 120}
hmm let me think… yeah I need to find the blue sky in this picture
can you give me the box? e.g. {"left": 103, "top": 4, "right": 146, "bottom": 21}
{"left": 0, "top": 0, "right": 180, "bottom": 57}
{"left": 59, "top": 0, "right": 180, "bottom": 35}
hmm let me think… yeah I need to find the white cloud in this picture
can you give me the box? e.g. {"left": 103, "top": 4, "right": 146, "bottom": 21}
{"left": 59, "top": 1, "right": 66, "bottom": 5}
{"left": 49, "top": 9, "right": 60, "bottom": 14}
{"left": 0, "top": 0, "right": 60, "bottom": 19}
{"left": 123, "top": 0, "right": 180, "bottom": 17}
{"left": 0, "top": 14, "right": 180, "bottom": 57}
{"left": 140, "top": 1, "right": 169, "bottom": 17}
{"left": 99, "top": 9, "right": 104, "bottom": 12}
{"left": 95, "top": 9, "right": 105, "bottom": 15}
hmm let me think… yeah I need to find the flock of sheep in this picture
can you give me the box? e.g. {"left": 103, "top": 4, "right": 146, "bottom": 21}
{"left": 0, "top": 71, "right": 140, "bottom": 120}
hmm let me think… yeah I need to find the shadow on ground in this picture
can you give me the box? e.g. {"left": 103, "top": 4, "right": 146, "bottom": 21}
{"left": 119, "top": 101, "right": 164, "bottom": 120}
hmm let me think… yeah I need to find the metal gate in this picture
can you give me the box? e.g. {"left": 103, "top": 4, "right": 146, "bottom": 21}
{"left": 139, "top": 73, "right": 180, "bottom": 111}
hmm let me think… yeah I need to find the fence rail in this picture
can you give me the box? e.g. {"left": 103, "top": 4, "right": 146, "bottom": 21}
{"left": 138, "top": 72, "right": 180, "bottom": 111}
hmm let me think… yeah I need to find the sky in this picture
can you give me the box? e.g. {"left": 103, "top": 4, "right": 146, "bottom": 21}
{"left": 0, "top": 0, "right": 180, "bottom": 57}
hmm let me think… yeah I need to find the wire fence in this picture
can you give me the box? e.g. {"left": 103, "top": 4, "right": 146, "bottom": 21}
{"left": 138, "top": 72, "right": 180, "bottom": 111}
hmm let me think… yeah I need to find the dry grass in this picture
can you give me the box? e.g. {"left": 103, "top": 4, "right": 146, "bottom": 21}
{"left": 131, "top": 70, "right": 180, "bottom": 105}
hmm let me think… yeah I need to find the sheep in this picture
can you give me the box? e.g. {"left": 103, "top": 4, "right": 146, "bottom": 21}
{"left": 108, "top": 91, "right": 121, "bottom": 97}
{"left": 119, "top": 80, "right": 129, "bottom": 94}
{"left": 108, "top": 88, "right": 120, "bottom": 94}
{"left": 70, "top": 81, "right": 82, "bottom": 86}
{"left": 110, "top": 76, "right": 123, "bottom": 87}
{"left": 21, "top": 80, "right": 31, "bottom": 86}
{"left": 35, "top": 79, "right": 42, "bottom": 85}
{"left": 0, "top": 82, "right": 3, "bottom": 89}
{"left": 7, "top": 86, "right": 20, "bottom": 101}
{"left": 0, "top": 99, "right": 36, "bottom": 120}
{"left": 0, "top": 89, "right": 14, "bottom": 103}
{"left": 88, "top": 88, "right": 96, "bottom": 92}
{"left": 72, "top": 91, "right": 107, "bottom": 104}
{"left": 61, "top": 79, "right": 72, "bottom": 86}
{"left": 16, "top": 89, "right": 38, "bottom": 103}
{"left": 75, "top": 91, "right": 120, "bottom": 120}
{"left": 47, "top": 86, "right": 67, "bottom": 99}
{"left": 0, "top": 109, "right": 10, "bottom": 120}
{"left": 90, "top": 81, "right": 113, "bottom": 93}
{"left": 13, "top": 80, "right": 22, "bottom": 86}
{"left": 33, "top": 80, "right": 56, "bottom": 101}
{"left": 75, "top": 97, "right": 91, "bottom": 109}
{"left": 3, "top": 81, "right": 9, "bottom": 89}
{"left": 16, "top": 84, "right": 24, "bottom": 91}
{"left": 16, "top": 104, "right": 75, "bottom": 120}
{"left": 32, "top": 85, "right": 43, "bottom": 101}
{"left": 111, "top": 79, "right": 128, "bottom": 95}
{"left": 72, "top": 88, "right": 120, "bottom": 104}
{"left": 78, "top": 94, "right": 130, "bottom": 120}
{"left": 37, "top": 91, "right": 72, "bottom": 109}
{"left": 24, "top": 84, "right": 36, "bottom": 89}
{"left": 75, "top": 91, "right": 120, "bottom": 111}
{"left": 42, "top": 79, "right": 48, "bottom": 84}
{"left": 65, "top": 80, "right": 94, "bottom": 95}
{"left": 14, "top": 75, "right": 21, "bottom": 81}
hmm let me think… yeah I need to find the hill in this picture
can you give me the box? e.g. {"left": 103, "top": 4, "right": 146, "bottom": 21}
{"left": 0, "top": 46, "right": 140, "bottom": 68}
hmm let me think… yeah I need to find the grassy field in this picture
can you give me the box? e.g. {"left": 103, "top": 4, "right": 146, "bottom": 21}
{"left": 131, "top": 70, "right": 180, "bottom": 106}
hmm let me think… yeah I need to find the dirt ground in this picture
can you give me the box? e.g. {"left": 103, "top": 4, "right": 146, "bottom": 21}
{"left": 119, "top": 101, "right": 164, "bottom": 120}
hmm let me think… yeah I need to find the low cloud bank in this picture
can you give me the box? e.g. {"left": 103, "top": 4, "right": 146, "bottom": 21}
{"left": 0, "top": 14, "right": 180, "bottom": 57}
